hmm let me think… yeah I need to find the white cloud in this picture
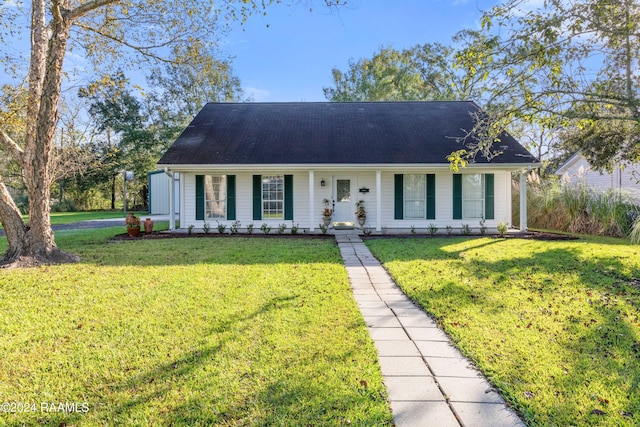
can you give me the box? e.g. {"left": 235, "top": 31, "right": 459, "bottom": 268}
{"left": 244, "top": 86, "right": 271, "bottom": 102}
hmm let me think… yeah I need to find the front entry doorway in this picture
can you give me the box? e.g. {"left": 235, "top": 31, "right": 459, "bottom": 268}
{"left": 333, "top": 177, "right": 355, "bottom": 228}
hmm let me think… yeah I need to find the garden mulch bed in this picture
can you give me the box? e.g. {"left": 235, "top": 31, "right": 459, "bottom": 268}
{"left": 362, "top": 231, "right": 579, "bottom": 241}
{"left": 111, "top": 231, "right": 335, "bottom": 241}
{"left": 112, "top": 230, "right": 578, "bottom": 241}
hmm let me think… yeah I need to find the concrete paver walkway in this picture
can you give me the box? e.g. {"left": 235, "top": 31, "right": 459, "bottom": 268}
{"left": 335, "top": 231, "right": 525, "bottom": 427}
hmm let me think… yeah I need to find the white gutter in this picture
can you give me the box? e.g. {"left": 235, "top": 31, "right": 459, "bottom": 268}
{"left": 156, "top": 162, "right": 540, "bottom": 172}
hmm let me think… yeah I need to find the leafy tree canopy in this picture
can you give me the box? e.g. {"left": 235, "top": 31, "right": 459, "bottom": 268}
{"left": 456, "top": 0, "right": 640, "bottom": 170}
{"left": 323, "top": 43, "right": 485, "bottom": 102}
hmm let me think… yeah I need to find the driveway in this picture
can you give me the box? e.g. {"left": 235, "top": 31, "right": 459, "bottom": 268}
{"left": 0, "top": 215, "right": 171, "bottom": 235}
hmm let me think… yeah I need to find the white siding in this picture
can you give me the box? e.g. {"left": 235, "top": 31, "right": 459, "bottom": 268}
{"left": 149, "top": 171, "right": 180, "bottom": 215}
{"left": 559, "top": 155, "right": 640, "bottom": 203}
{"left": 179, "top": 169, "right": 515, "bottom": 231}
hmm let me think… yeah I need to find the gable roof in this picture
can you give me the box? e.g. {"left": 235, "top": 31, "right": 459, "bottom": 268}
{"left": 157, "top": 101, "right": 537, "bottom": 167}
{"left": 555, "top": 151, "right": 585, "bottom": 175}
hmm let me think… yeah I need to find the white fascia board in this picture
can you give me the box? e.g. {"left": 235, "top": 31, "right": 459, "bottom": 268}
{"left": 156, "top": 162, "right": 540, "bottom": 173}
{"left": 555, "top": 151, "right": 583, "bottom": 175}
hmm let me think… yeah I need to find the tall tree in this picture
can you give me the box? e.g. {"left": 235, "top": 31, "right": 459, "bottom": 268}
{"left": 0, "top": 0, "right": 343, "bottom": 267}
{"left": 323, "top": 43, "right": 485, "bottom": 102}
{"left": 147, "top": 41, "right": 245, "bottom": 128}
{"left": 79, "top": 72, "right": 155, "bottom": 209}
{"left": 455, "top": 0, "right": 640, "bottom": 170}
{"left": 145, "top": 41, "right": 246, "bottom": 151}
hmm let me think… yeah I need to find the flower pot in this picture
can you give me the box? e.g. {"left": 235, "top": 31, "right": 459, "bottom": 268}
{"left": 357, "top": 217, "right": 365, "bottom": 227}
{"left": 127, "top": 226, "right": 140, "bottom": 237}
{"left": 144, "top": 218, "right": 154, "bottom": 234}
{"left": 322, "top": 216, "right": 331, "bottom": 226}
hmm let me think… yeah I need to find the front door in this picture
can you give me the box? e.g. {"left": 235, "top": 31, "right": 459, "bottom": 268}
{"left": 333, "top": 178, "right": 354, "bottom": 225}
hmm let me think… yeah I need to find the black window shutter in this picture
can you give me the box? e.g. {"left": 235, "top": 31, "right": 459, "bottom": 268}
{"left": 284, "top": 175, "right": 293, "bottom": 220}
{"left": 195, "top": 175, "right": 204, "bottom": 220}
{"left": 227, "top": 175, "right": 236, "bottom": 220}
{"left": 453, "top": 174, "right": 462, "bottom": 220}
{"left": 485, "top": 174, "right": 494, "bottom": 220}
{"left": 426, "top": 174, "right": 436, "bottom": 220}
{"left": 253, "top": 175, "right": 262, "bottom": 221}
{"left": 394, "top": 174, "right": 403, "bottom": 220}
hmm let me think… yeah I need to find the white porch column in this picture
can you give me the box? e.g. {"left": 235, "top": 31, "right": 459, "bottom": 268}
{"left": 309, "top": 170, "right": 315, "bottom": 232}
{"left": 520, "top": 170, "right": 528, "bottom": 232}
{"left": 167, "top": 170, "right": 175, "bottom": 231}
{"left": 376, "top": 170, "right": 382, "bottom": 232}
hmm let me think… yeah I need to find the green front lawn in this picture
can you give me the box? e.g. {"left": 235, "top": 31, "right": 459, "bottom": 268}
{"left": 366, "top": 236, "right": 640, "bottom": 426}
{"left": 0, "top": 229, "right": 391, "bottom": 426}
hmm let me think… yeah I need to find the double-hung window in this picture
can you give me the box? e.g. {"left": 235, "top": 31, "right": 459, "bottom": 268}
{"left": 404, "top": 174, "right": 427, "bottom": 219}
{"left": 262, "top": 175, "right": 284, "bottom": 219}
{"left": 394, "top": 174, "right": 436, "bottom": 220}
{"left": 195, "top": 174, "right": 236, "bottom": 221}
{"left": 453, "top": 174, "right": 494, "bottom": 220}
{"left": 204, "top": 175, "right": 227, "bottom": 219}
{"left": 252, "top": 174, "right": 293, "bottom": 221}
{"left": 462, "top": 174, "right": 484, "bottom": 219}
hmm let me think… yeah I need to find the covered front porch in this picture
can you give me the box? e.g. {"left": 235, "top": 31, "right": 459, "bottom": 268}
{"left": 164, "top": 167, "right": 531, "bottom": 233}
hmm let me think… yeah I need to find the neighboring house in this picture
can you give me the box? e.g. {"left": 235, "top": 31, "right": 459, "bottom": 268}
{"left": 157, "top": 101, "right": 538, "bottom": 232}
{"left": 556, "top": 152, "right": 640, "bottom": 203}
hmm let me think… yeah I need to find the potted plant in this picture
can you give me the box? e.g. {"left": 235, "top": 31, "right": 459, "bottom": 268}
{"left": 355, "top": 199, "right": 366, "bottom": 227}
{"left": 321, "top": 198, "right": 333, "bottom": 226}
{"left": 126, "top": 213, "right": 141, "bottom": 237}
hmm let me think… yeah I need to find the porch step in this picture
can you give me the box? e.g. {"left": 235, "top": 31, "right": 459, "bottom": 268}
{"left": 333, "top": 221, "right": 355, "bottom": 230}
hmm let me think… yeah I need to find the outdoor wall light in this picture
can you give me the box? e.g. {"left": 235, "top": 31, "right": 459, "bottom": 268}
{"left": 320, "top": 179, "right": 326, "bottom": 187}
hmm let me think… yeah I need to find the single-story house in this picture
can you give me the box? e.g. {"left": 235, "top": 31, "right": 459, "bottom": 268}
{"left": 157, "top": 101, "right": 539, "bottom": 232}
{"left": 555, "top": 151, "right": 640, "bottom": 203}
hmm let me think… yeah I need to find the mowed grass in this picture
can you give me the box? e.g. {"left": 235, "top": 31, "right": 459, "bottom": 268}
{"left": 366, "top": 236, "right": 640, "bottom": 426}
{"left": 0, "top": 229, "right": 392, "bottom": 426}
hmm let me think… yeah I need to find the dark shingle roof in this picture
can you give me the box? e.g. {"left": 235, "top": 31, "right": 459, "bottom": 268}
{"left": 157, "top": 101, "right": 537, "bottom": 166}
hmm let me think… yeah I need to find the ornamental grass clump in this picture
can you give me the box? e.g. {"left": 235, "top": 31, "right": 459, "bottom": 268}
{"left": 513, "top": 175, "right": 639, "bottom": 238}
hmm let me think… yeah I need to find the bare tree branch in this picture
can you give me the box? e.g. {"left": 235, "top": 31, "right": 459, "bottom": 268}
{"left": 75, "top": 22, "right": 183, "bottom": 64}
{"left": 66, "top": 0, "right": 119, "bottom": 21}
{"left": 0, "top": 128, "right": 24, "bottom": 165}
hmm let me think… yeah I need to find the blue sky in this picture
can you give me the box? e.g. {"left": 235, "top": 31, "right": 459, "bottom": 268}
{"left": 224, "top": 0, "right": 499, "bottom": 102}
{"left": 0, "top": 0, "right": 501, "bottom": 102}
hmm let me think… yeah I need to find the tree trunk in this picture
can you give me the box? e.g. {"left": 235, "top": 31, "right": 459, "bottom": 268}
{"left": 0, "top": 1, "right": 79, "bottom": 267}
{"left": 111, "top": 175, "right": 116, "bottom": 210}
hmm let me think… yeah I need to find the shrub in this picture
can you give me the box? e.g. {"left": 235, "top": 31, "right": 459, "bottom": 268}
{"left": 277, "top": 223, "right": 287, "bottom": 234}
{"left": 51, "top": 199, "right": 77, "bottom": 212}
{"left": 260, "top": 223, "right": 271, "bottom": 235}
{"left": 319, "top": 223, "right": 328, "bottom": 234}
{"left": 497, "top": 221, "right": 509, "bottom": 236}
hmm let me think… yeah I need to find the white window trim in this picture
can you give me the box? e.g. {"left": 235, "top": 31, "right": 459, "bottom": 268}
{"left": 204, "top": 175, "right": 227, "bottom": 219}
{"left": 262, "top": 175, "right": 284, "bottom": 219}
{"left": 462, "top": 174, "right": 485, "bottom": 219}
